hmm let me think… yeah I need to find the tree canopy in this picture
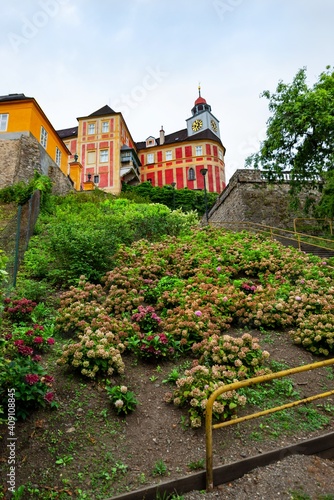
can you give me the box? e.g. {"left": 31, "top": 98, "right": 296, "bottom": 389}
{"left": 246, "top": 66, "right": 334, "bottom": 203}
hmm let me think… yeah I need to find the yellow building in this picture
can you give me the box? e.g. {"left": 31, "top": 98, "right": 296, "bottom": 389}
{"left": 0, "top": 93, "right": 76, "bottom": 187}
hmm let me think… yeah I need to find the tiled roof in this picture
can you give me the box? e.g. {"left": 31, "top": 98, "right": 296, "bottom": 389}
{"left": 57, "top": 126, "right": 78, "bottom": 139}
{"left": 136, "top": 128, "right": 223, "bottom": 150}
{"left": 88, "top": 105, "right": 116, "bottom": 117}
{"left": 0, "top": 93, "right": 32, "bottom": 102}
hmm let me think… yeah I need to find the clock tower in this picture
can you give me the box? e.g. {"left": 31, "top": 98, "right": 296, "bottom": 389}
{"left": 186, "top": 86, "right": 221, "bottom": 139}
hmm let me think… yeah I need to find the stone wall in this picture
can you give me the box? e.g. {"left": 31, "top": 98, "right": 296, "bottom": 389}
{"left": 209, "top": 169, "right": 321, "bottom": 230}
{"left": 0, "top": 134, "right": 73, "bottom": 196}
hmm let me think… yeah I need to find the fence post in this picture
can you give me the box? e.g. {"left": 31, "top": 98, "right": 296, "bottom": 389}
{"left": 13, "top": 204, "right": 22, "bottom": 288}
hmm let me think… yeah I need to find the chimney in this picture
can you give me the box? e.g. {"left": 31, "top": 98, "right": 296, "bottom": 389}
{"left": 160, "top": 126, "right": 165, "bottom": 145}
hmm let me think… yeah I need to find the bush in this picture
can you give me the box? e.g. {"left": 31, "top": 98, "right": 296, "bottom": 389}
{"left": 0, "top": 357, "right": 58, "bottom": 420}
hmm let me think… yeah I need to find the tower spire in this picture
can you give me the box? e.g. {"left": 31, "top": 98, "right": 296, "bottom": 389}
{"left": 198, "top": 82, "right": 201, "bottom": 97}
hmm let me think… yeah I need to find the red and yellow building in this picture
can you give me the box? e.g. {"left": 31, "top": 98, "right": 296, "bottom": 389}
{"left": 59, "top": 105, "right": 140, "bottom": 194}
{"left": 137, "top": 91, "right": 226, "bottom": 192}
{"left": 58, "top": 89, "right": 226, "bottom": 194}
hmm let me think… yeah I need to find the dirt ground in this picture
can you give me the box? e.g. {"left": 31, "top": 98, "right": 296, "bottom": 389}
{"left": 1, "top": 327, "right": 334, "bottom": 499}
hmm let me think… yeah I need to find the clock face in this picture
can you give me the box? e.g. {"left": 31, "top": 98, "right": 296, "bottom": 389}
{"left": 192, "top": 119, "right": 203, "bottom": 132}
{"left": 211, "top": 119, "right": 218, "bottom": 132}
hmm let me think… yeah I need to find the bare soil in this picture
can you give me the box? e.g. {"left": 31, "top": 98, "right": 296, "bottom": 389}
{"left": 1, "top": 328, "right": 334, "bottom": 499}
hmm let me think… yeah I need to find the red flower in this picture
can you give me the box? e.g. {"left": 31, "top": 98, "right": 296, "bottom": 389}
{"left": 44, "top": 392, "right": 55, "bottom": 403}
{"left": 17, "top": 345, "right": 34, "bottom": 356}
{"left": 25, "top": 374, "right": 40, "bottom": 385}
{"left": 33, "top": 324, "right": 44, "bottom": 331}
{"left": 43, "top": 375, "right": 54, "bottom": 384}
{"left": 32, "top": 355, "right": 42, "bottom": 362}
{"left": 14, "top": 340, "right": 25, "bottom": 346}
{"left": 33, "top": 336, "right": 44, "bottom": 344}
{"left": 25, "top": 330, "right": 34, "bottom": 336}
{"left": 5, "top": 333, "right": 12, "bottom": 340}
{"left": 47, "top": 338, "right": 55, "bottom": 345}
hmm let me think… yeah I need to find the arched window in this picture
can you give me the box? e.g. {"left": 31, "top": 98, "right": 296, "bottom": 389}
{"left": 188, "top": 167, "right": 195, "bottom": 181}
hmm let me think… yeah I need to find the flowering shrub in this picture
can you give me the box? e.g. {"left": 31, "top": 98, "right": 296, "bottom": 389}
{"left": 3, "top": 297, "right": 37, "bottom": 323}
{"left": 4, "top": 325, "right": 55, "bottom": 356}
{"left": 57, "top": 327, "right": 125, "bottom": 378}
{"left": 290, "top": 312, "right": 334, "bottom": 355}
{"left": 127, "top": 332, "right": 180, "bottom": 361}
{"left": 0, "top": 357, "right": 57, "bottom": 419}
{"left": 131, "top": 305, "right": 161, "bottom": 332}
{"left": 164, "top": 363, "right": 249, "bottom": 428}
{"left": 192, "top": 332, "right": 270, "bottom": 378}
{"left": 105, "top": 383, "right": 138, "bottom": 415}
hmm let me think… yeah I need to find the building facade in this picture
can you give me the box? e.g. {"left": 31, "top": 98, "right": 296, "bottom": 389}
{"left": 58, "top": 106, "right": 140, "bottom": 194}
{"left": 0, "top": 94, "right": 73, "bottom": 184}
{"left": 58, "top": 89, "right": 226, "bottom": 194}
{"left": 137, "top": 90, "right": 226, "bottom": 192}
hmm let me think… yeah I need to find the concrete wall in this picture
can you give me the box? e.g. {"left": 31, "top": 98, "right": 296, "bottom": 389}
{"left": 0, "top": 134, "right": 73, "bottom": 195}
{"left": 209, "top": 169, "right": 321, "bottom": 230}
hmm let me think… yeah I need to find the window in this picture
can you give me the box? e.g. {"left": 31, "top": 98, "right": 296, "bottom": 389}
{"left": 0, "top": 113, "right": 8, "bottom": 131}
{"left": 94, "top": 175, "right": 99, "bottom": 184}
{"left": 87, "top": 151, "right": 96, "bottom": 164}
{"left": 165, "top": 150, "right": 172, "bottom": 161}
{"left": 100, "top": 149, "right": 108, "bottom": 163}
{"left": 55, "top": 147, "right": 61, "bottom": 166}
{"left": 40, "top": 126, "right": 48, "bottom": 149}
{"left": 218, "top": 149, "right": 224, "bottom": 160}
{"left": 147, "top": 153, "right": 154, "bottom": 164}
{"left": 102, "top": 121, "right": 109, "bottom": 133}
{"left": 88, "top": 123, "right": 96, "bottom": 135}
{"left": 188, "top": 167, "right": 196, "bottom": 181}
{"left": 195, "top": 146, "right": 202, "bottom": 156}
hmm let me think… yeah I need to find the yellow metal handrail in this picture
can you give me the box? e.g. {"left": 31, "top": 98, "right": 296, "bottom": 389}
{"left": 209, "top": 220, "right": 334, "bottom": 254}
{"left": 294, "top": 218, "right": 333, "bottom": 237}
{"left": 205, "top": 358, "right": 334, "bottom": 491}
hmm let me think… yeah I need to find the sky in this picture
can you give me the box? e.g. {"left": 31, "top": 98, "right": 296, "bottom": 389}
{"left": 0, "top": 0, "right": 333, "bottom": 183}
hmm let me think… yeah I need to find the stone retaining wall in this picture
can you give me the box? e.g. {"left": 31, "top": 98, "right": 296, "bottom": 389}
{"left": 209, "top": 169, "right": 321, "bottom": 230}
{"left": 0, "top": 134, "right": 73, "bottom": 195}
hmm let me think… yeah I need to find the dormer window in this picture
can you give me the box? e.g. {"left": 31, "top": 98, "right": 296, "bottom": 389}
{"left": 146, "top": 136, "right": 156, "bottom": 147}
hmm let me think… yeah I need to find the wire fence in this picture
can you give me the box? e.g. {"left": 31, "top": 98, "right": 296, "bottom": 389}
{"left": 0, "top": 191, "right": 40, "bottom": 290}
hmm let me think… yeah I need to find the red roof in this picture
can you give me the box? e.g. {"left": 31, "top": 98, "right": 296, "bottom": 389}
{"left": 195, "top": 96, "right": 207, "bottom": 105}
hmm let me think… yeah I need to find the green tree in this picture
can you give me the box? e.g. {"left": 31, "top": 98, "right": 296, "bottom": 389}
{"left": 246, "top": 66, "right": 334, "bottom": 207}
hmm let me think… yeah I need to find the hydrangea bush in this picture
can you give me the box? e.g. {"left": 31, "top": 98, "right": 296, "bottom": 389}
{"left": 52, "top": 227, "right": 334, "bottom": 425}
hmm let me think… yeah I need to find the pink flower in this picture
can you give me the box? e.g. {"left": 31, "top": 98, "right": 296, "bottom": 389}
{"left": 216, "top": 266, "right": 222, "bottom": 272}
{"left": 25, "top": 330, "right": 34, "bottom": 336}
{"left": 32, "top": 355, "right": 42, "bottom": 362}
{"left": 5, "top": 333, "right": 12, "bottom": 340}
{"left": 44, "top": 392, "right": 55, "bottom": 403}
{"left": 43, "top": 375, "right": 55, "bottom": 384}
{"left": 33, "top": 336, "right": 44, "bottom": 344}
{"left": 47, "top": 338, "right": 55, "bottom": 345}
{"left": 194, "top": 311, "right": 202, "bottom": 317}
{"left": 295, "top": 296, "right": 302, "bottom": 301}
{"left": 25, "top": 374, "right": 40, "bottom": 385}
{"left": 14, "top": 340, "right": 25, "bottom": 346}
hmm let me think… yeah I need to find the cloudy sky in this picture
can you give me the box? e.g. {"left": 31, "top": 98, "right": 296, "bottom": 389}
{"left": 1, "top": 0, "right": 333, "bottom": 183}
